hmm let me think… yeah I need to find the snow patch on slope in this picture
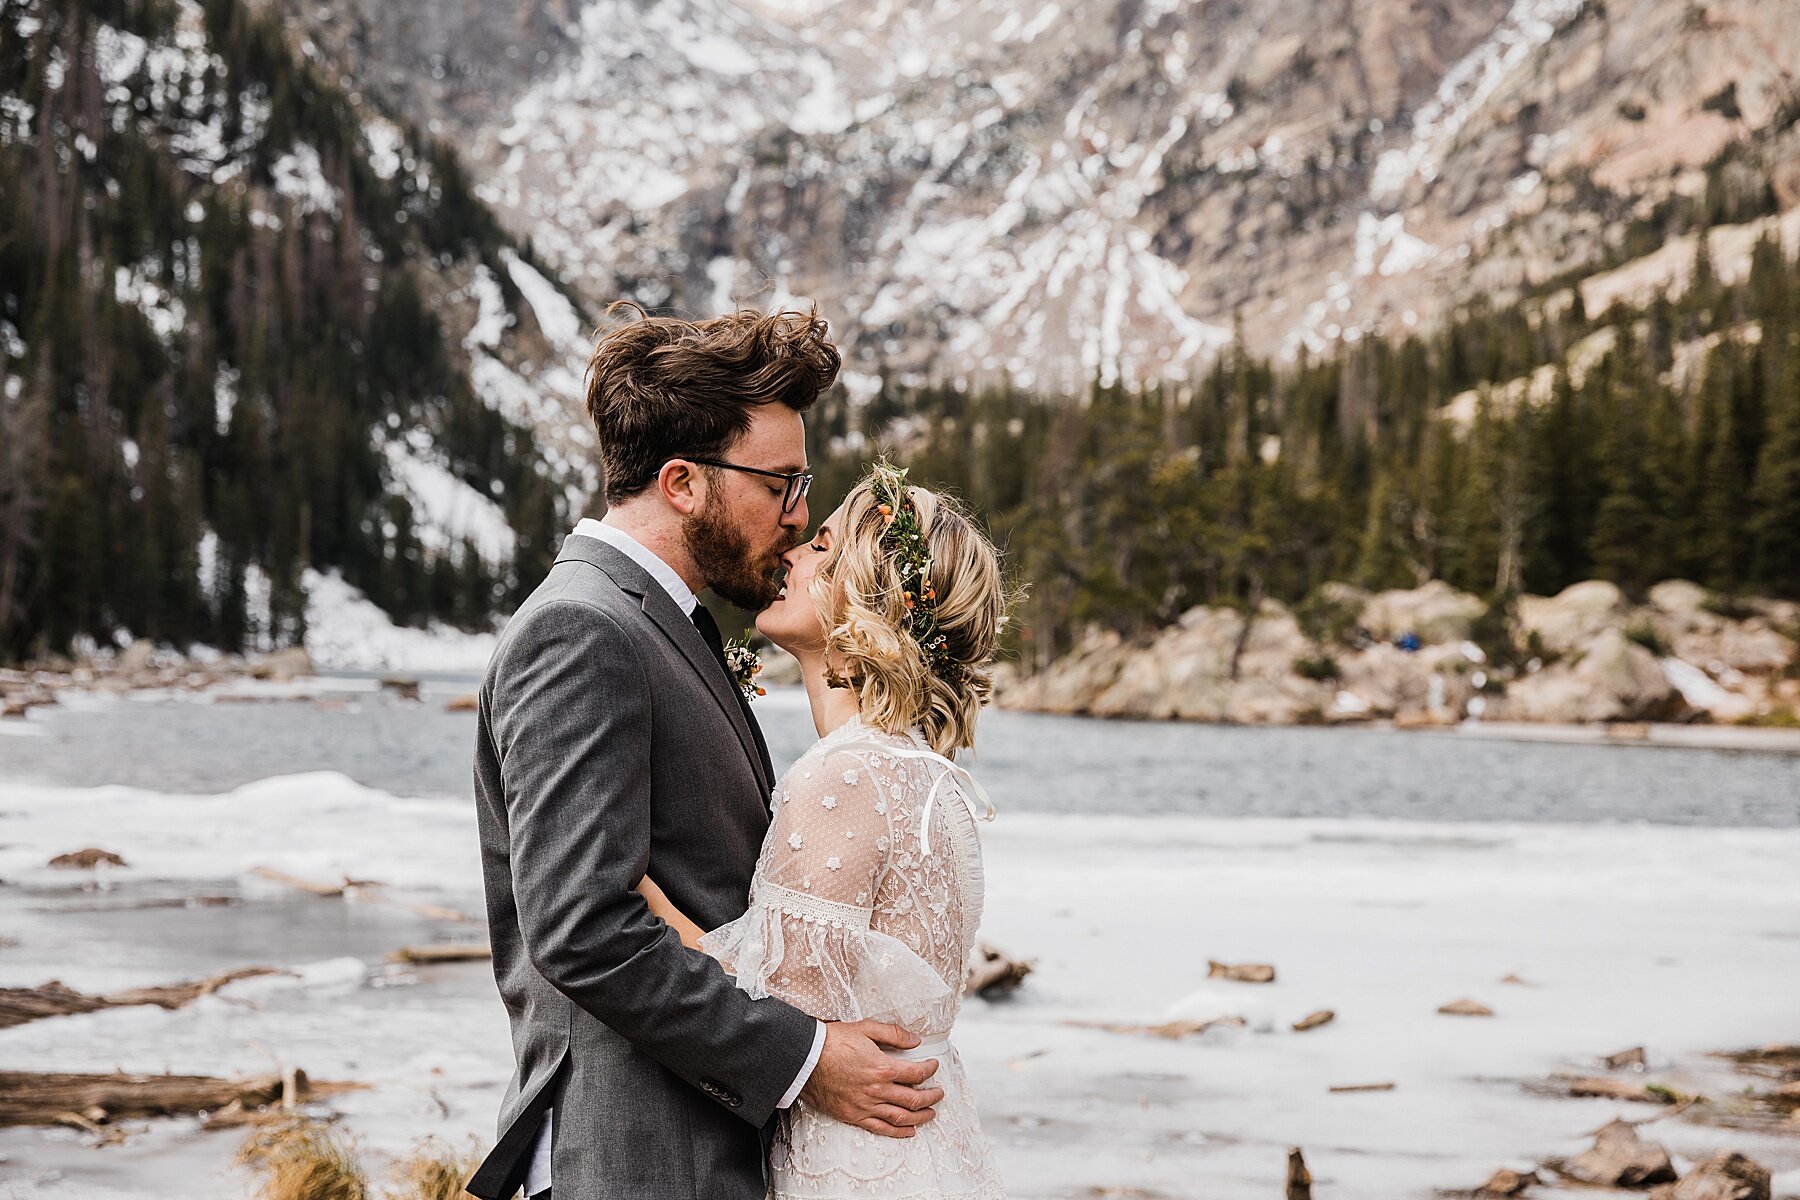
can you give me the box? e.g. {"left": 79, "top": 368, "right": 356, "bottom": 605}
{"left": 381, "top": 436, "right": 516, "bottom": 565}
{"left": 303, "top": 569, "right": 499, "bottom": 673}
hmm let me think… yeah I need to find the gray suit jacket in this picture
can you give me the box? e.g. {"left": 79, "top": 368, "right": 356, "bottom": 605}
{"left": 467, "top": 534, "right": 817, "bottom": 1199}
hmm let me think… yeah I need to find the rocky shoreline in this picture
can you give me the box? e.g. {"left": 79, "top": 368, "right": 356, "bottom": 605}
{"left": 998, "top": 580, "right": 1800, "bottom": 736}
{"left": 0, "top": 645, "right": 316, "bottom": 719}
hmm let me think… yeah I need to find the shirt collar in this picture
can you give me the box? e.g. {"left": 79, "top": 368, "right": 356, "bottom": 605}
{"left": 572, "top": 517, "right": 698, "bottom": 616}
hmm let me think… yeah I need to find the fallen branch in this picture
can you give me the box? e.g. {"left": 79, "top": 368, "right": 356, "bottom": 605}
{"left": 388, "top": 943, "right": 492, "bottom": 965}
{"left": 0, "top": 967, "right": 286, "bottom": 1030}
{"left": 1560, "top": 1076, "right": 1685, "bottom": 1104}
{"left": 0, "top": 1069, "right": 357, "bottom": 1128}
{"left": 249, "top": 867, "right": 349, "bottom": 897}
{"left": 1065, "top": 1016, "right": 1246, "bottom": 1039}
{"left": 1328, "top": 1081, "right": 1396, "bottom": 1094}
{"left": 1207, "top": 960, "right": 1275, "bottom": 984}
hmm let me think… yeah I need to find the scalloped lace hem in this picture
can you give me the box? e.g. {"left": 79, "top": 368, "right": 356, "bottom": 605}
{"left": 759, "top": 880, "right": 874, "bottom": 931}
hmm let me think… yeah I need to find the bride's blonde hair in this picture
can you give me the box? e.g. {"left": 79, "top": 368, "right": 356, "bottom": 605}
{"left": 813, "top": 465, "right": 1007, "bottom": 758}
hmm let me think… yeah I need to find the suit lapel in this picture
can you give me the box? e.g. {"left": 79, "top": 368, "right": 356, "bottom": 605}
{"left": 555, "top": 535, "right": 772, "bottom": 796}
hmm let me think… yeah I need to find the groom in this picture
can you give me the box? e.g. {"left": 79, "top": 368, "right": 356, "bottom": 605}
{"left": 467, "top": 304, "right": 944, "bottom": 1200}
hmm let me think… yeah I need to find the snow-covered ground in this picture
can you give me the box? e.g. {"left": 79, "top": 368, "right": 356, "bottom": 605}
{"left": 1, "top": 762, "right": 1795, "bottom": 1198}
{"left": 301, "top": 569, "right": 500, "bottom": 674}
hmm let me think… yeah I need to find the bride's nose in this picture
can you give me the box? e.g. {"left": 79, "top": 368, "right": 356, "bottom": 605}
{"left": 779, "top": 543, "right": 805, "bottom": 571}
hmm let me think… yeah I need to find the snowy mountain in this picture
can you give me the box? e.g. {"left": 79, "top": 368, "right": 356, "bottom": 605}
{"left": 288, "top": 0, "right": 1800, "bottom": 392}
{"left": 0, "top": 0, "right": 599, "bottom": 659}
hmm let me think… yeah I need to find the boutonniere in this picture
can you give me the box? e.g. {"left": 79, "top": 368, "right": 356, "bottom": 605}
{"left": 724, "top": 635, "right": 766, "bottom": 701}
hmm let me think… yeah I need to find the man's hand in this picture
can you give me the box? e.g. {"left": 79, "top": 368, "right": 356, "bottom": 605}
{"left": 798, "top": 1021, "right": 945, "bottom": 1138}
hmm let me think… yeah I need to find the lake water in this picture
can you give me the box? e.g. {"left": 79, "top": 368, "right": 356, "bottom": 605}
{"left": 4, "top": 679, "right": 1797, "bottom": 825}
{"left": 2, "top": 680, "right": 1797, "bottom": 1200}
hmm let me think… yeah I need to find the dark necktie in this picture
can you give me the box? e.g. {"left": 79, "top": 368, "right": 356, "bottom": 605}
{"left": 691, "top": 603, "right": 775, "bottom": 798}
{"left": 690, "top": 603, "right": 729, "bottom": 675}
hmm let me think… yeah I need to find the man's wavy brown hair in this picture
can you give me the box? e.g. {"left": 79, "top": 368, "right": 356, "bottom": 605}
{"left": 584, "top": 302, "right": 841, "bottom": 503}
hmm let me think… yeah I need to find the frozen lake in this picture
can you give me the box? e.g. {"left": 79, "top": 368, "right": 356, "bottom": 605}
{"left": 1, "top": 681, "right": 1797, "bottom": 1199}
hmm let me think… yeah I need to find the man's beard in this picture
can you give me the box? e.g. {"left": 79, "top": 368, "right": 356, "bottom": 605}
{"left": 684, "top": 491, "right": 788, "bottom": 610}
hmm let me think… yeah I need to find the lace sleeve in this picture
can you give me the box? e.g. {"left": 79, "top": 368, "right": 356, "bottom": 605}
{"left": 700, "top": 745, "right": 951, "bottom": 1027}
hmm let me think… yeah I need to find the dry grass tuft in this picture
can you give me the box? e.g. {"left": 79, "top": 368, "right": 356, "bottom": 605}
{"left": 238, "top": 1114, "right": 369, "bottom": 1200}
{"left": 388, "top": 1137, "right": 483, "bottom": 1200}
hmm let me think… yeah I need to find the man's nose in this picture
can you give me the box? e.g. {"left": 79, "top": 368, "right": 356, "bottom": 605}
{"left": 782, "top": 494, "right": 809, "bottom": 532}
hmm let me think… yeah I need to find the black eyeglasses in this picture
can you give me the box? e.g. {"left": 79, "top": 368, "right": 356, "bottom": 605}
{"left": 683, "top": 457, "right": 814, "bottom": 514}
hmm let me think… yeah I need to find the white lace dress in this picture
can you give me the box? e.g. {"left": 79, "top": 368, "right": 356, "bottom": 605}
{"left": 700, "top": 715, "right": 1007, "bottom": 1200}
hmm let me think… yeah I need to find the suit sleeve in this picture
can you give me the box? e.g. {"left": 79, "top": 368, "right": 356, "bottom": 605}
{"left": 489, "top": 598, "right": 817, "bottom": 1125}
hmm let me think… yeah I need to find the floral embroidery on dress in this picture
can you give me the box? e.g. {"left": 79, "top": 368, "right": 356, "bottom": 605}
{"left": 696, "top": 715, "right": 1004, "bottom": 1200}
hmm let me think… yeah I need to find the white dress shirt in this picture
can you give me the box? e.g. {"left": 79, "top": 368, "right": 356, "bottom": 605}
{"left": 524, "top": 518, "right": 826, "bottom": 1196}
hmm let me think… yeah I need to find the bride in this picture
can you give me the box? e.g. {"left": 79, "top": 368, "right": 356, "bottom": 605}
{"left": 637, "top": 461, "right": 1009, "bottom": 1200}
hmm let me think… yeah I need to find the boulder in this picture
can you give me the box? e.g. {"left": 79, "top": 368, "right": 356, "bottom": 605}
{"left": 115, "top": 640, "right": 155, "bottom": 675}
{"left": 1712, "top": 624, "right": 1798, "bottom": 675}
{"left": 1517, "top": 581, "right": 1631, "bottom": 656}
{"left": 1503, "top": 628, "right": 1680, "bottom": 722}
{"left": 1651, "top": 1151, "right": 1770, "bottom": 1200}
{"left": 1358, "top": 581, "right": 1486, "bottom": 645}
{"left": 1648, "top": 579, "right": 1711, "bottom": 617}
{"left": 1002, "top": 628, "right": 1129, "bottom": 713}
{"left": 247, "top": 646, "right": 314, "bottom": 682}
{"left": 1478, "top": 1167, "right": 1539, "bottom": 1196}
{"left": 1662, "top": 659, "right": 1757, "bottom": 723}
{"left": 1222, "top": 677, "right": 1325, "bottom": 724}
{"left": 1563, "top": 1118, "right": 1677, "bottom": 1187}
{"left": 1438, "top": 998, "right": 1495, "bottom": 1017}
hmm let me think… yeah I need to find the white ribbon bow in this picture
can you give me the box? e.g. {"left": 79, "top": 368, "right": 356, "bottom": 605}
{"left": 835, "top": 738, "right": 996, "bottom": 857}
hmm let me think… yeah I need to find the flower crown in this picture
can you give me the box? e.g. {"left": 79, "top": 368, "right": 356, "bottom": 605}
{"left": 870, "top": 463, "right": 956, "bottom": 677}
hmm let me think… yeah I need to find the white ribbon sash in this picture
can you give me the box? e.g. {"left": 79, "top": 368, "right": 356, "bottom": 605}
{"left": 834, "top": 738, "right": 996, "bottom": 857}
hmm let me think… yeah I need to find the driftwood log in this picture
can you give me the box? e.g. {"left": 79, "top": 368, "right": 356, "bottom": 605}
{"left": 1067, "top": 1016, "right": 1247, "bottom": 1040}
{"left": 1207, "top": 960, "right": 1275, "bottom": 983}
{"left": 388, "top": 943, "right": 492, "bottom": 965}
{"left": 1604, "top": 1045, "right": 1648, "bottom": 1069}
{"left": 2, "top": 1071, "right": 279, "bottom": 1127}
{"left": 249, "top": 866, "right": 350, "bottom": 897}
{"left": 1285, "top": 1147, "right": 1313, "bottom": 1200}
{"left": 48, "top": 848, "right": 127, "bottom": 869}
{"left": 964, "top": 942, "right": 1032, "bottom": 997}
{"left": 0, "top": 967, "right": 285, "bottom": 1030}
{"left": 0, "top": 1067, "right": 360, "bottom": 1131}
{"left": 1562, "top": 1076, "right": 1683, "bottom": 1104}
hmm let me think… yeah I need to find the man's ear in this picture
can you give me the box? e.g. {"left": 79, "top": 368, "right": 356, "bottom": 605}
{"left": 657, "top": 459, "right": 705, "bottom": 516}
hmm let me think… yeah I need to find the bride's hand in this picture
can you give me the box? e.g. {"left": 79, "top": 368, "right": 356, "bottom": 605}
{"left": 799, "top": 1021, "right": 944, "bottom": 1138}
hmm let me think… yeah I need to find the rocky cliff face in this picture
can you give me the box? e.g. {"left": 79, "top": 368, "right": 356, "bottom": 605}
{"left": 999, "top": 578, "right": 1800, "bottom": 727}
{"left": 282, "top": 0, "right": 1800, "bottom": 391}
